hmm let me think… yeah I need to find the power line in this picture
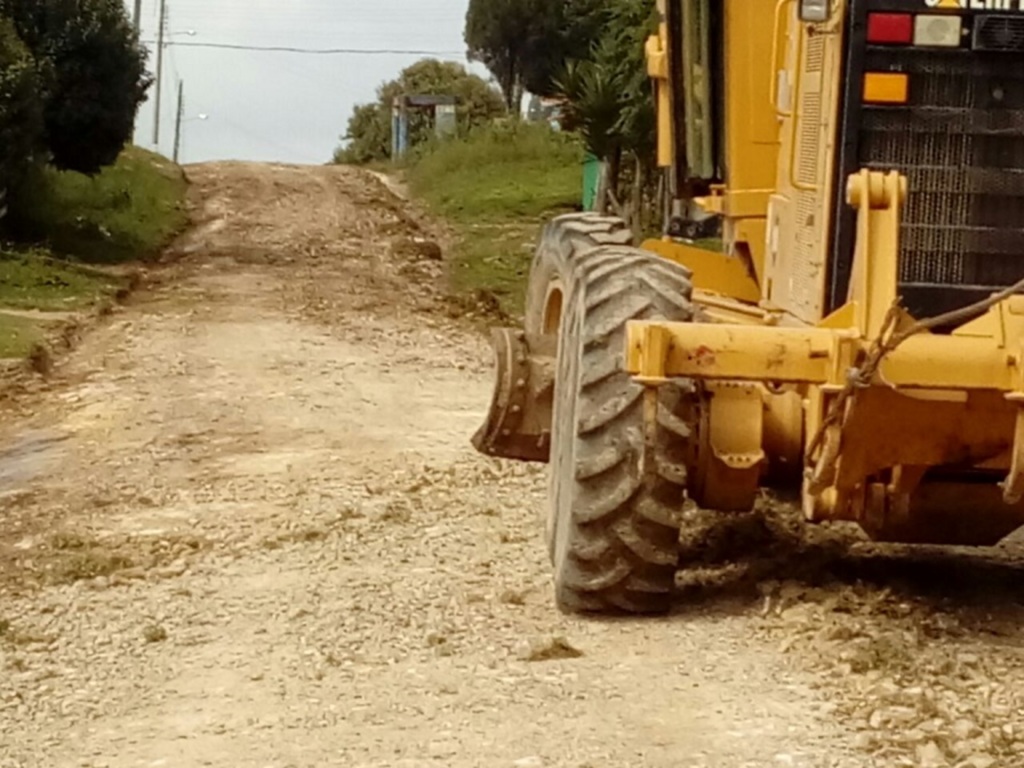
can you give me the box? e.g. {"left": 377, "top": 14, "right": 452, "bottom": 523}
{"left": 139, "top": 40, "right": 465, "bottom": 56}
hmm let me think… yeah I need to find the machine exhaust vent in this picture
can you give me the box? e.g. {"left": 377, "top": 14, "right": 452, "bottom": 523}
{"left": 973, "top": 15, "right": 1024, "bottom": 52}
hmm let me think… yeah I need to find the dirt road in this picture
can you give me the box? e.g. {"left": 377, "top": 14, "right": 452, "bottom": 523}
{"left": 1, "top": 163, "right": 1023, "bottom": 768}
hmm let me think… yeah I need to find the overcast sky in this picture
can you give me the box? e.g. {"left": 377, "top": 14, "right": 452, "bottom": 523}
{"left": 128, "top": 0, "right": 487, "bottom": 165}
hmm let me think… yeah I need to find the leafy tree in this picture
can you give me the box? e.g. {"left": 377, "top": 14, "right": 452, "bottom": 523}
{"left": 335, "top": 59, "right": 505, "bottom": 165}
{"left": 521, "top": 0, "right": 606, "bottom": 98}
{"left": 556, "top": 0, "right": 656, "bottom": 227}
{"left": 464, "top": 0, "right": 608, "bottom": 106}
{"left": 462, "top": 0, "right": 658, "bottom": 228}
{"left": 603, "top": 0, "right": 657, "bottom": 163}
{"left": 464, "top": 0, "right": 556, "bottom": 111}
{"left": 0, "top": 0, "right": 150, "bottom": 175}
{"left": 0, "top": 16, "right": 42, "bottom": 193}
{"left": 336, "top": 103, "right": 390, "bottom": 165}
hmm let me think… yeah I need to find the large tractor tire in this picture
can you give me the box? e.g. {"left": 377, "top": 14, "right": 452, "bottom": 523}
{"left": 524, "top": 213, "right": 635, "bottom": 338}
{"left": 537, "top": 217, "right": 696, "bottom": 614}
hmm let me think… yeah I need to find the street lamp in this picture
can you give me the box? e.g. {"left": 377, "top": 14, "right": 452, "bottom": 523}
{"left": 152, "top": 0, "right": 198, "bottom": 146}
{"left": 174, "top": 109, "right": 210, "bottom": 163}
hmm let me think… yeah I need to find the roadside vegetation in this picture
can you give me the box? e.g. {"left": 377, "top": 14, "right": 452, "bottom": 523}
{"left": 0, "top": 1, "right": 184, "bottom": 361}
{"left": 333, "top": 0, "right": 661, "bottom": 318}
{"left": 406, "top": 123, "right": 581, "bottom": 317}
{"left": 0, "top": 147, "right": 187, "bottom": 359}
{"left": 8, "top": 147, "right": 188, "bottom": 265}
{"left": 333, "top": 59, "right": 505, "bottom": 166}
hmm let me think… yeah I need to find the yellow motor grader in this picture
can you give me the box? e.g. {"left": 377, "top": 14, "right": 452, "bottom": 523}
{"left": 474, "top": 0, "right": 1024, "bottom": 614}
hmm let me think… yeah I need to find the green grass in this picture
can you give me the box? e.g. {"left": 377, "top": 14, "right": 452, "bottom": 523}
{"left": 0, "top": 251, "right": 122, "bottom": 311}
{"left": 9, "top": 146, "right": 189, "bottom": 264}
{"left": 0, "top": 147, "right": 188, "bottom": 359}
{"left": 0, "top": 253, "right": 121, "bottom": 359}
{"left": 0, "top": 313, "right": 46, "bottom": 359}
{"left": 407, "top": 123, "right": 583, "bottom": 317}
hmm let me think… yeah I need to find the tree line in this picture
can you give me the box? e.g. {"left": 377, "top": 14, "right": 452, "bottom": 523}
{"left": 0, "top": 0, "right": 148, "bottom": 214}
{"left": 337, "top": 0, "right": 656, "bottom": 230}
{"left": 334, "top": 59, "right": 506, "bottom": 166}
{"left": 468, "top": 0, "right": 656, "bottom": 226}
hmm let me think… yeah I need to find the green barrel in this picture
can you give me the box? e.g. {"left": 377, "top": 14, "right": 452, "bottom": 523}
{"left": 582, "top": 153, "right": 601, "bottom": 212}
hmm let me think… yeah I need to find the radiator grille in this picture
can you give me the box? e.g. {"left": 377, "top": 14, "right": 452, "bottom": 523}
{"left": 859, "top": 40, "right": 1024, "bottom": 315}
{"left": 974, "top": 15, "right": 1024, "bottom": 52}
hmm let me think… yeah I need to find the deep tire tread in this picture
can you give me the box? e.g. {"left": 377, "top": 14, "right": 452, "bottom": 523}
{"left": 535, "top": 215, "right": 695, "bottom": 615}
{"left": 575, "top": 442, "right": 632, "bottom": 482}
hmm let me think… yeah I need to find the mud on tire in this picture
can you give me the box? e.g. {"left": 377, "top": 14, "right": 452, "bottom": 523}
{"left": 536, "top": 215, "right": 696, "bottom": 614}
{"left": 524, "top": 213, "right": 635, "bottom": 338}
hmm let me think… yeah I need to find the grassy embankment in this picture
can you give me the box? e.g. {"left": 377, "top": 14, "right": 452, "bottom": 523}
{"left": 0, "top": 147, "right": 188, "bottom": 359}
{"left": 406, "top": 124, "right": 583, "bottom": 318}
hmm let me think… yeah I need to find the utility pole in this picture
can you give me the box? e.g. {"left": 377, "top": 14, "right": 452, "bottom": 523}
{"left": 173, "top": 80, "right": 184, "bottom": 163}
{"left": 152, "top": 0, "right": 166, "bottom": 147}
{"left": 131, "top": 0, "right": 143, "bottom": 145}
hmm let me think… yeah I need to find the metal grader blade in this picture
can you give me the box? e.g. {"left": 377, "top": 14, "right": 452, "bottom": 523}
{"left": 471, "top": 328, "right": 555, "bottom": 464}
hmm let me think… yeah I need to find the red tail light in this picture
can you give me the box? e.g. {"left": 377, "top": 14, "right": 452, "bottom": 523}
{"left": 867, "top": 12, "right": 914, "bottom": 45}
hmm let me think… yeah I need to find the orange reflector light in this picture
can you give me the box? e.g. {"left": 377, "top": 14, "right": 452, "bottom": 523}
{"left": 863, "top": 72, "right": 908, "bottom": 104}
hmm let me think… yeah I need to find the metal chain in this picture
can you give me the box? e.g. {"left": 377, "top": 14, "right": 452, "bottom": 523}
{"left": 806, "top": 275, "right": 1024, "bottom": 475}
